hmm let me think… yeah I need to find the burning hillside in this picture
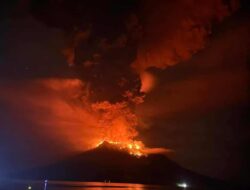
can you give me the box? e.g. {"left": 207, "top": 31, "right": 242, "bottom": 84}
{"left": 95, "top": 140, "right": 145, "bottom": 157}
{"left": 90, "top": 99, "right": 147, "bottom": 157}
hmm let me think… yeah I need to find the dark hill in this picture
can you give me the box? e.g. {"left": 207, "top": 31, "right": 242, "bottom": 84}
{"left": 15, "top": 142, "right": 247, "bottom": 189}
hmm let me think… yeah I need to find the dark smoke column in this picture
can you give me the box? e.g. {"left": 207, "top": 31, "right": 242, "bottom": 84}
{"left": 30, "top": 0, "right": 142, "bottom": 103}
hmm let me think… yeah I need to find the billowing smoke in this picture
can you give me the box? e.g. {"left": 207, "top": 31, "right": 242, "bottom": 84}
{"left": 58, "top": 0, "right": 239, "bottom": 146}
{"left": 132, "top": 0, "right": 239, "bottom": 93}
{"left": 133, "top": 0, "right": 239, "bottom": 72}
{"left": 92, "top": 101, "right": 138, "bottom": 143}
{"left": 60, "top": 0, "right": 239, "bottom": 95}
{"left": 0, "top": 0, "right": 240, "bottom": 159}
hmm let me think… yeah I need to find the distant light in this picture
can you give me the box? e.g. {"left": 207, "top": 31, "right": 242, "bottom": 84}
{"left": 177, "top": 182, "right": 188, "bottom": 188}
{"left": 27, "top": 186, "right": 32, "bottom": 190}
{"left": 44, "top": 180, "right": 48, "bottom": 190}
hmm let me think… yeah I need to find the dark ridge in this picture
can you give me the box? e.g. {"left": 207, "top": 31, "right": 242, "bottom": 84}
{"left": 14, "top": 142, "right": 248, "bottom": 190}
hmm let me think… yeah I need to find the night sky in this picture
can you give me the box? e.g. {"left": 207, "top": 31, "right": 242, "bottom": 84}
{"left": 0, "top": 0, "right": 249, "bottom": 186}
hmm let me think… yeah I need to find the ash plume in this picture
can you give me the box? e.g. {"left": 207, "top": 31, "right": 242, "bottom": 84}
{"left": 27, "top": 0, "right": 240, "bottom": 151}
{"left": 57, "top": 0, "right": 239, "bottom": 142}
{"left": 57, "top": 0, "right": 239, "bottom": 97}
{"left": 133, "top": 0, "right": 239, "bottom": 72}
{"left": 0, "top": 0, "right": 241, "bottom": 159}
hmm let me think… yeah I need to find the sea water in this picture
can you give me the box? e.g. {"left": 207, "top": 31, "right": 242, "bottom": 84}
{"left": 0, "top": 180, "right": 175, "bottom": 190}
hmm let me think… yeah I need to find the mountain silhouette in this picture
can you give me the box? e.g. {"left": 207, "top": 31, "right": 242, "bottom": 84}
{"left": 16, "top": 142, "right": 246, "bottom": 189}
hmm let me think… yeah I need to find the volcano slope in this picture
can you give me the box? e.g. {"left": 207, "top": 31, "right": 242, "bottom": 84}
{"left": 15, "top": 142, "right": 246, "bottom": 190}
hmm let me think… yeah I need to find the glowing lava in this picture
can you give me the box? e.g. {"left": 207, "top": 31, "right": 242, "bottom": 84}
{"left": 95, "top": 140, "right": 145, "bottom": 157}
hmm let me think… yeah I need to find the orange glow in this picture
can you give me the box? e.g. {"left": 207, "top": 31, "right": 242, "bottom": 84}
{"left": 95, "top": 140, "right": 145, "bottom": 157}
{"left": 140, "top": 71, "right": 155, "bottom": 93}
{"left": 91, "top": 100, "right": 147, "bottom": 157}
{"left": 0, "top": 78, "right": 171, "bottom": 158}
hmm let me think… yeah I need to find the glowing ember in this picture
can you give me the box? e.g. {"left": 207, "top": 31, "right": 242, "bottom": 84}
{"left": 95, "top": 140, "right": 145, "bottom": 157}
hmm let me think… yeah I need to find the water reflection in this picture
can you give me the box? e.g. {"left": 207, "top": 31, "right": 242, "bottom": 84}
{"left": 0, "top": 180, "right": 169, "bottom": 190}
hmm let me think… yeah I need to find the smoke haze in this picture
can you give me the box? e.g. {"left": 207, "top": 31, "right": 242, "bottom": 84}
{"left": 0, "top": 0, "right": 249, "bottom": 185}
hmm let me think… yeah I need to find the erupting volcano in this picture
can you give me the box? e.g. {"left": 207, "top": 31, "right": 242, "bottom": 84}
{"left": 15, "top": 141, "right": 242, "bottom": 190}
{"left": 1, "top": 0, "right": 248, "bottom": 189}
{"left": 90, "top": 99, "right": 148, "bottom": 157}
{"left": 95, "top": 140, "right": 145, "bottom": 157}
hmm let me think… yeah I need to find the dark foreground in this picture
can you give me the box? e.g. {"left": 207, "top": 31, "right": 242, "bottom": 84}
{"left": 1, "top": 179, "right": 249, "bottom": 190}
{"left": 0, "top": 180, "right": 174, "bottom": 190}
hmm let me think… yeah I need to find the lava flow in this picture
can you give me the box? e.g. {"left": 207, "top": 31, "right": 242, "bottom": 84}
{"left": 89, "top": 100, "right": 147, "bottom": 157}
{"left": 95, "top": 140, "right": 145, "bottom": 157}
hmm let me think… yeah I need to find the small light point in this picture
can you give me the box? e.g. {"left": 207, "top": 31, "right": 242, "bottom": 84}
{"left": 177, "top": 182, "right": 188, "bottom": 188}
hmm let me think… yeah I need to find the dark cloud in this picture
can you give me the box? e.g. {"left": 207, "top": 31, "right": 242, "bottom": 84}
{"left": 28, "top": 0, "right": 141, "bottom": 102}
{"left": 132, "top": 0, "right": 239, "bottom": 72}
{"left": 24, "top": 0, "right": 241, "bottom": 103}
{"left": 136, "top": 13, "right": 249, "bottom": 119}
{"left": 0, "top": 0, "right": 249, "bottom": 185}
{"left": 1, "top": 16, "right": 76, "bottom": 79}
{"left": 136, "top": 12, "right": 249, "bottom": 184}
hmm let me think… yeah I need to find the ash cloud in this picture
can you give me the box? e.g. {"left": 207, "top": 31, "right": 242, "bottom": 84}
{"left": 133, "top": 0, "right": 239, "bottom": 72}
{"left": 30, "top": 0, "right": 142, "bottom": 102}
{"left": 1, "top": 0, "right": 248, "bottom": 182}
{"left": 39, "top": 0, "right": 240, "bottom": 100}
